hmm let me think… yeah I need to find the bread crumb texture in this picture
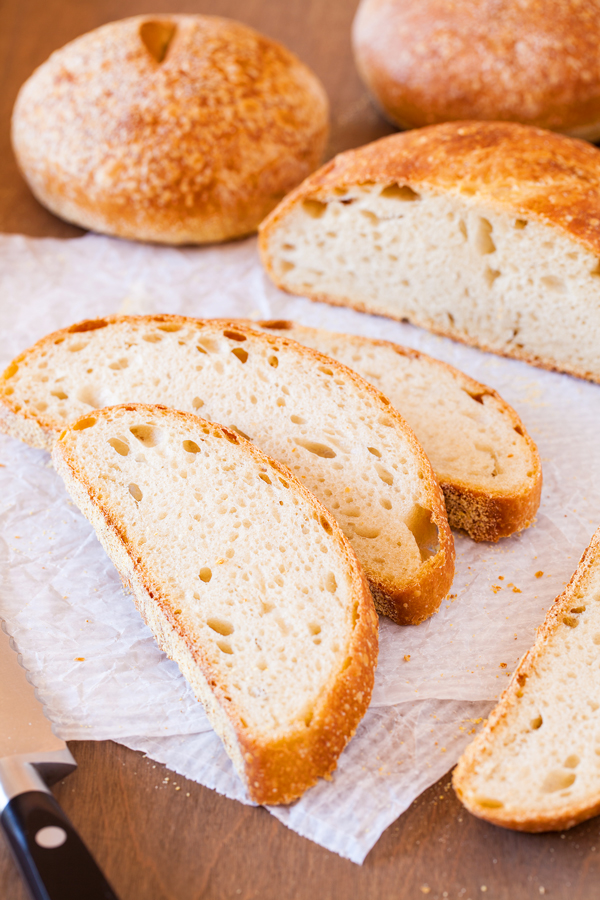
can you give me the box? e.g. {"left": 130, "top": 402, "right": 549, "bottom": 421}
{"left": 454, "top": 528, "right": 600, "bottom": 831}
{"left": 353, "top": 0, "right": 600, "bottom": 139}
{"left": 253, "top": 320, "right": 541, "bottom": 542}
{"left": 11, "top": 15, "right": 329, "bottom": 243}
{"left": 0, "top": 316, "right": 454, "bottom": 625}
{"left": 52, "top": 404, "right": 378, "bottom": 804}
{"left": 260, "top": 121, "right": 600, "bottom": 383}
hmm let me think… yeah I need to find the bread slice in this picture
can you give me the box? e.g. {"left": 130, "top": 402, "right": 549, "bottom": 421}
{"left": 259, "top": 121, "right": 600, "bottom": 383}
{"left": 0, "top": 315, "right": 454, "bottom": 625}
{"left": 453, "top": 528, "right": 600, "bottom": 831}
{"left": 251, "top": 320, "right": 541, "bottom": 542}
{"left": 52, "top": 404, "right": 378, "bottom": 804}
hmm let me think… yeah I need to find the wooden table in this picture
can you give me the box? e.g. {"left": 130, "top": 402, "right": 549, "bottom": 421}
{"left": 1, "top": 1, "right": 599, "bottom": 897}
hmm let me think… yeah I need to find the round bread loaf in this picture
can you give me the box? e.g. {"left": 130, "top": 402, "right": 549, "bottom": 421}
{"left": 353, "top": 0, "right": 600, "bottom": 139}
{"left": 12, "top": 15, "right": 329, "bottom": 244}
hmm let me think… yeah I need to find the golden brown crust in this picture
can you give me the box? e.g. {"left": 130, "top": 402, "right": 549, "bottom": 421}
{"left": 12, "top": 15, "right": 329, "bottom": 244}
{"left": 260, "top": 121, "right": 600, "bottom": 261}
{"left": 0, "top": 313, "right": 455, "bottom": 626}
{"left": 254, "top": 319, "right": 542, "bottom": 543}
{"left": 453, "top": 528, "right": 600, "bottom": 831}
{"left": 352, "top": 0, "right": 600, "bottom": 139}
{"left": 53, "top": 404, "right": 378, "bottom": 805}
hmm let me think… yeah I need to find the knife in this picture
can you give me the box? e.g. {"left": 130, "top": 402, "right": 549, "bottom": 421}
{"left": 0, "top": 621, "right": 120, "bottom": 900}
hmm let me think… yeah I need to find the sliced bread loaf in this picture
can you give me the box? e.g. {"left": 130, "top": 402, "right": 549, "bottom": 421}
{"left": 453, "top": 528, "right": 600, "bottom": 831}
{"left": 52, "top": 404, "right": 378, "bottom": 804}
{"left": 0, "top": 315, "right": 455, "bottom": 625}
{"left": 259, "top": 121, "right": 600, "bottom": 383}
{"left": 251, "top": 320, "right": 541, "bottom": 542}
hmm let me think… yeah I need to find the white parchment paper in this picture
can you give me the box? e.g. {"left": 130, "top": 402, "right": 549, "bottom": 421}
{"left": 0, "top": 232, "right": 598, "bottom": 862}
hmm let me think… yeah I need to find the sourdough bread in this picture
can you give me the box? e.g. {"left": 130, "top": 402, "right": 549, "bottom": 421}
{"left": 52, "top": 404, "right": 377, "bottom": 805}
{"left": 12, "top": 15, "right": 329, "bottom": 244}
{"left": 353, "top": 0, "right": 600, "bottom": 139}
{"left": 0, "top": 315, "right": 454, "bottom": 625}
{"left": 252, "top": 320, "right": 541, "bottom": 542}
{"left": 259, "top": 122, "right": 600, "bottom": 383}
{"left": 453, "top": 528, "right": 600, "bottom": 831}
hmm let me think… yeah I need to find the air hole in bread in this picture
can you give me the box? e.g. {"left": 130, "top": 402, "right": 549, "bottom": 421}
{"left": 130, "top": 425, "right": 162, "bottom": 447}
{"left": 380, "top": 184, "right": 420, "bottom": 201}
{"left": 67, "top": 342, "right": 88, "bottom": 353}
{"left": 207, "top": 617, "right": 234, "bottom": 636}
{"left": 229, "top": 425, "right": 251, "bottom": 441}
{"left": 68, "top": 319, "right": 108, "bottom": 334}
{"left": 352, "top": 524, "right": 381, "bottom": 539}
{"left": 302, "top": 199, "right": 327, "bottom": 218}
{"left": 309, "top": 623, "right": 321, "bottom": 636}
{"left": 223, "top": 330, "right": 247, "bottom": 342}
{"left": 485, "top": 267, "right": 501, "bottom": 288}
{"left": 183, "top": 440, "right": 201, "bottom": 454}
{"left": 108, "top": 437, "right": 130, "bottom": 456}
{"left": 514, "top": 425, "right": 524, "bottom": 436}
{"left": 465, "top": 390, "right": 488, "bottom": 404}
{"left": 72, "top": 416, "right": 97, "bottom": 431}
{"left": 157, "top": 322, "right": 182, "bottom": 332}
{"left": 199, "top": 567, "right": 212, "bottom": 583}
{"left": 563, "top": 615, "right": 579, "bottom": 628}
{"left": 216, "top": 639, "right": 234, "bottom": 655}
{"left": 259, "top": 320, "right": 292, "bottom": 330}
{"left": 564, "top": 754, "right": 580, "bottom": 769}
{"left": 318, "top": 366, "right": 334, "bottom": 376}
{"left": 515, "top": 219, "right": 528, "bottom": 230}
{"left": 139, "top": 20, "right": 177, "bottom": 63}
{"left": 374, "top": 463, "right": 393, "bottom": 485}
{"left": 231, "top": 347, "right": 248, "bottom": 364}
{"left": 541, "top": 275, "right": 567, "bottom": 294}
{"left": 406, "top": 505, "right": 439, "bottom": 561}
{"left": 129, "top": 483, "right": 143, "bottom": 501}
{"left": 267, "top": 355, "right": 279, "bottom": 369}
{"left": 570, "top": 605, "right": 586, "bottom": 614}
{"left": 259, "top": 472, "right": 271, "bottom": 485}
{"left": 380, "top": 497, "right": 392, "bottom": 510}
{"left": 476, "top": 218, "right": 496, "bottom": 255}
{"left": 109, "top": 358, "right": 129, "bottom": 370}
{"left": 541, "top": 770, "right": 576, "bottom": 793}
{"left": 280, "top": 261, "right": 295, "bottom": 273}
{"left": 51, "top": 389, "right": 68, "bottom": 400}
{"left": 192, "top": 397, "right": 204, "bottom": 410}
{"left": 77, "top": 385, "right": 109, "bottom": 408}
{"left": 367, "top": 447, "right": 381, "bottom": 458}
{"left": 142, "top": 333, "right": 163, "bottom": 343}
{"left": 326, "top": 572, "right": 337, "bottom": 593}
{"left": 476, "top": 797, "right": 504, "bottom": 809}
{"left": 593, "top": 634, "right": 600, "bottom": 645}
{"left": 320, "top": 516, "right": 332, "bottom": 534}
{"left": 290, "top": 415, "right": 306, "bottom": 424}
{"left": 294, "top": 438, "right": 336, "bottom": 458}
{"left": 360, "top": 210, "right": 379, "bottom": 223}
{"left": 530, "top": 715, "right": 543, "bottom": 730}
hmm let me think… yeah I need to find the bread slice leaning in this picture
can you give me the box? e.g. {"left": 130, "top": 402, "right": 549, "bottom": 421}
{"left": 250, "top": 320, "right": 541, "bottom": 542}
{"left": 453, "top": 528, "right": 600, "bottom": 831}
{"left": 259, "top": 121, "right": 600, "bottom": 383}
{"left": 52, "top": 404, "right": 378, "bottom": 805}
{"left": 0, "top": 315, "right": 454, "bottom": 625}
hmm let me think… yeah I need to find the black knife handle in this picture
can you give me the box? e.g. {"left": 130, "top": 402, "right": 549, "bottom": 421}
{"left": 1, "top": 790, "right": 120, "bottom": 900}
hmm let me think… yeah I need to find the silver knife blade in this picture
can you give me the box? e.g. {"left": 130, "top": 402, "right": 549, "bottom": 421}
{"left": 0, "top": 622, "right": 65, "bottom": 758}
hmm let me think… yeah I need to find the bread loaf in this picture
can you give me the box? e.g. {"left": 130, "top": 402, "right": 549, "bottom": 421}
{"left": 12, "top": 15, "right": 329, "bottom": 244}
{"left": 259, "top": 121, "right": 600, "bottom": 383}
{"left": 0, "top": 315, "right": 454, "bottom": 625}
{"left": 453, "top": 528, "right": 600, "bottom": 831}
{"left": 353, "top": 0, "right": 600, "bottom": 140}
{"left": 252, "top": 320, "right": 542, "bottom": 542}
{"left": 52, "top": 404, "right": 378, "bottom": 804}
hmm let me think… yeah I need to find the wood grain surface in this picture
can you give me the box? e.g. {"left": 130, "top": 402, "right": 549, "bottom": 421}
{"left": 1, "top": 1, "right": 599, "bottom": 898}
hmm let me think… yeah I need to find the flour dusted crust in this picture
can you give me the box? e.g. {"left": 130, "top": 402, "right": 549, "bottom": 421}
{"left": 353, "top": 0, "right": 600, "bottom": 140}
{"left": 53, "top": 405, "right": 377, "bottom": 804}
{"left": 11, "top": 15, "right": 329, "bottom": 244}
{"left": 252, "top": 320, "right": 542, "bottom": 543}
{"left": 0, "top": 315, "right": 455, "bottom": 626}
{"left": 453, "top": 529, "right": 600, "bottom": 831}
{"left": 259, "top": 122, "right": 600, "bottom": 383}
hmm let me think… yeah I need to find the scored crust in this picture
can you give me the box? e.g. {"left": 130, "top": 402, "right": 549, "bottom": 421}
{"left": 352, "top": 0, "right": 600, "bottom": 139}
{"left": 52, "top": 404, "right": 378, "bottom": 804}
{"left": 251, "top": 319, "right": 542, "bottom": 543}
{"left": 453, "top": 528, "right": 600, "bottom": 831}
{"left": 11, "top": 15, "right": 329, "bottom": 244}
{"left": 259, "top": 121, "right": 600, "bottom": 383}
{"left": 0, "top": 314, "right": 455, "bottom": 626}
